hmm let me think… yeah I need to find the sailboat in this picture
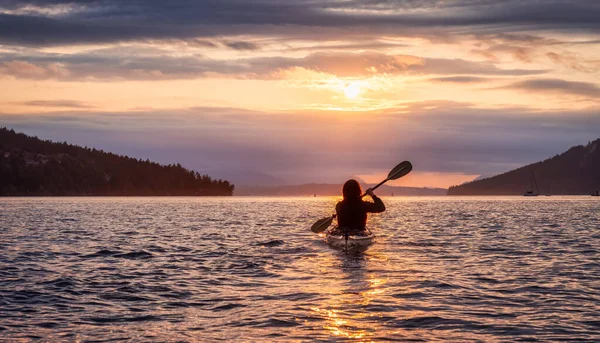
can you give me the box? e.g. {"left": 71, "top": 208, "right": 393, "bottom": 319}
{"left": 523, "top": 171, "right": 539, "bottom": 196}
{"left": 592, "top": 190, "right": 599, "bottom": 197}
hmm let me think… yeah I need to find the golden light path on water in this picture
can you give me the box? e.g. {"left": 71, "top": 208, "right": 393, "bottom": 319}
{"left": 302, "top": 241, "right": 426, "bottom": 342}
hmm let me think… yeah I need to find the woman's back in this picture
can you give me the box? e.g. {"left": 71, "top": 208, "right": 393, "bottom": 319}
{"left": 336, "top": 196, "right": 385, "bottom": 233}
{"left": 335, "top": 179, "right": 385, "bottom": 234}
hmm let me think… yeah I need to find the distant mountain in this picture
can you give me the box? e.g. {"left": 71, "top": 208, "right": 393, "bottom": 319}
{"left": 207, "top": 169, "right": 286, "bottom": 187}
{"left": 235, "top": 183, "right": 447, "bottom": 196}
{"left": 448, "top": 138, "right": 600, "bottom": 195}
{"left": 0, "top": 127, "right": 234, "bottom": 196}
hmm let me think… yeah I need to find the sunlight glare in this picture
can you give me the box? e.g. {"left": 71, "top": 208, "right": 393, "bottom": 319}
{"left": 344, "top": 82, "right": 361, "bottom": 99}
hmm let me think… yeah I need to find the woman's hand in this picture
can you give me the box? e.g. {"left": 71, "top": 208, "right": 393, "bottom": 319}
{"left": 365, "top": 188, "right": 375, "bottom": 197}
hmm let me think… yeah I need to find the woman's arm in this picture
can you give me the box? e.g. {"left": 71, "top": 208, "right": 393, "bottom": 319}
{"left": 364, "top": 188, "right": 385, "bottom": 213}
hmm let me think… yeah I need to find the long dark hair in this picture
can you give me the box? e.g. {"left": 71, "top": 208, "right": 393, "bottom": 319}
{"left": 342, "top": 179, "right": 362, "bottom": 201}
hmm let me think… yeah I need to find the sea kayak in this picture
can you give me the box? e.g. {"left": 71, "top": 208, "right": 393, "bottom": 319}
{"left": 325, "top": 227, "right": 375, "bottom": 252}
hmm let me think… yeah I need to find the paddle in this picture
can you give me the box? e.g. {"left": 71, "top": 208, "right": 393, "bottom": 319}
{"left": 310, "top": 161, "right": 413, "bottom": 233}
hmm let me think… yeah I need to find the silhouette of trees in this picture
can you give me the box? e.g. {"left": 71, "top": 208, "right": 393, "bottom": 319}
{"left": 0, "top": 127, "right": 234, "bottom": 196}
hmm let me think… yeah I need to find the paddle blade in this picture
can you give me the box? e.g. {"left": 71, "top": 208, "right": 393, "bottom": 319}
{"left": 387, "top": 161, "right": 413, "bottom": 180}
{"left": 311, "top": 215, "right": 334, "bottom": 233}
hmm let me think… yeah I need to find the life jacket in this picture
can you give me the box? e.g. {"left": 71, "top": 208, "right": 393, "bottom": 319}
{"left": 336, "top": 198, "right": 368, "bottom": 231}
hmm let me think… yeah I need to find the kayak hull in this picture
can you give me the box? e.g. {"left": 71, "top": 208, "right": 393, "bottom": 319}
{"left": 325, "top": 228, "right": 375, "bottom": 252}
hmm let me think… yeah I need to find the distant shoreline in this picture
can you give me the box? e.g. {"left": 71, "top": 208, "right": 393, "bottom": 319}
{"left": 234, "top": 183, "right": 447, "bottom": 196}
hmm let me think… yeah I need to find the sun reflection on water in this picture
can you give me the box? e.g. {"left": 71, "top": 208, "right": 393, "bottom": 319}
{"left": 308, "top": 251, "right": 394, "bottom": 341}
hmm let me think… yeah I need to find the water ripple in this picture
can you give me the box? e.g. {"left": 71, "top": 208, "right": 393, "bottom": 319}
{"left": 1, "top": 196, "right": 599, "bottom": 341}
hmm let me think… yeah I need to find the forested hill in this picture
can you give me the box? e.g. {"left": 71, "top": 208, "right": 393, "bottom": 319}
{"left": 0, "top": 127, "right": 234, "bottom": 196}
{"left": 448, "top": 138, "right": 600, "bottom": 195}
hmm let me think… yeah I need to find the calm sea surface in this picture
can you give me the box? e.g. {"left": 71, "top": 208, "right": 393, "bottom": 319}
{"left": 1, "top": 196, "right": 600, "bottom": 342}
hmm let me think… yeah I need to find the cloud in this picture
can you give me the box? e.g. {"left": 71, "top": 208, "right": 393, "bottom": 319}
{"left": 568, "top": 39, "right": 600, "bottom": 45}
{"left": 0, "top": 1, "right": 599, "bottom": 47}
{"left": 0, "top": 49, "right": 547, "bottom": 80}
{"left": 429, "top": 76, "right": 490, "bottom": 83}
{"left": 287, "top": 41, "right": 409, "bottom": 52}
{"left": 22, "top": 100, "right": 93, "bottom": 108}
{"left": 546, "top": 52, "right": 599, "bottom": 73}
{"left": 500, "top": 78, "right": 600, "bottom": 98}
{"left": 0, "top": 60, "right": 69, "bottom": 79}
{"left": 222, "top": 41, "right": 260, "bottom": 51}
{"left": 2, "top": 103, "right": 599, "bottom": 184}
{"left": 468, "top": 33, "right": 568, "bottom": 63}
{"left": 482, "top": 44, "right": 534, "bottom": 63}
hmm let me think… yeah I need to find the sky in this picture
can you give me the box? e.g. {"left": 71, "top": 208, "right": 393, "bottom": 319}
{"left": 1, "top": 0, "right": 599, "bottom": 188}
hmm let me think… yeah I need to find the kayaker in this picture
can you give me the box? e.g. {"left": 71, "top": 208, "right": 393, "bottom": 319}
{"left": 335, "top": 179, "right": 385, "bottom": 236}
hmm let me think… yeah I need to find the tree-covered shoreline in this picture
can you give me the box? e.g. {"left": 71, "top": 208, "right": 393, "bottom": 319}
{"left": 448, "top": 138, "right": 600, "bottom": 195}
{"left": 0, "top": 127, "right": 234, "bottom": 196}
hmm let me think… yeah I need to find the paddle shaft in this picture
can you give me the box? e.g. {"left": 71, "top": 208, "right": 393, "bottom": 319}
{"left": 360, "top": 177, "right": 389, "bottom": 198}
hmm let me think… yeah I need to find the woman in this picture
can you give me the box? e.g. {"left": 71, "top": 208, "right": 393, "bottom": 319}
{"left": 335, "top": 179, "right": 385, "bottom": 236}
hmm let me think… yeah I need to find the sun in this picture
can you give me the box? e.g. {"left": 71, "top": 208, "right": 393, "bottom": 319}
{"left": 343, "top": 82, "right": 361, "bottom": 99}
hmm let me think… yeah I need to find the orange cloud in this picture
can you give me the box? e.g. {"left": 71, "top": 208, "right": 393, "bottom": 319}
{"left": 0, "top": 60, "right": 69, "bottom": 79}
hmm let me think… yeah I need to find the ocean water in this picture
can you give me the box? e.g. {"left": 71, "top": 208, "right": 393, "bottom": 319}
{"left": 1, "top": 196, "right": 600, "bottom": 342}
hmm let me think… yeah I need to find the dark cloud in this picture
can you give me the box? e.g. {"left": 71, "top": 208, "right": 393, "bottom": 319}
{"left": 0, "top": 1, "right": 599, "bottom": 47}
{"left": 287, "top": 41, "right": 409, "bottom": 52}
{"left": 0, "top": 50, "right": 547, "bottom": 80}
{"left": 2, "top": 103, "right": 599, "bottom": 183}
{"left": 501, "top": 78, "right": 600, "bottom": 98}
{"left": 23, "top": 100, "right": 93, "bottom": 108}
{"left": 222, "top": 41, "right": 260, "bottom": 51}
{"left": 568, "top": 39, "right": 600, "bottom": 45}
{"left": 475, "top": 33, "right": 556, "bottom": 45}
